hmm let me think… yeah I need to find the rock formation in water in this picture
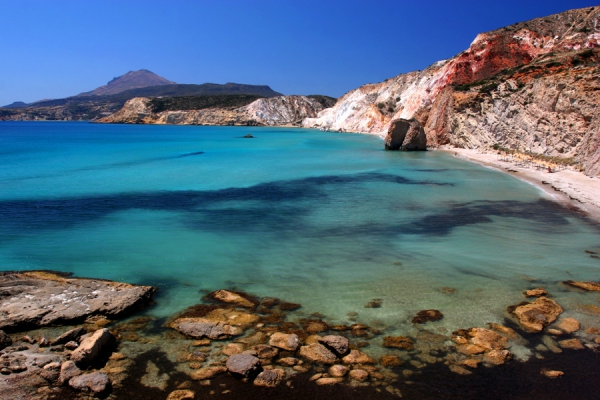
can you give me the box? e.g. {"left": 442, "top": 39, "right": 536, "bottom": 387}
{"left": 384, "top": 118, "right": 427, "bottom": 151}
{"left": 304, "top": 6, "right": 600, "bottom": 176}
{"left": 99, "top": 95, "right": 332, "bottom": 126}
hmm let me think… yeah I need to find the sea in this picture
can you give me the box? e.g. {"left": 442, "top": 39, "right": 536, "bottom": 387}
{"left": 1, "top": 122, "right": 600, "bottom": 364}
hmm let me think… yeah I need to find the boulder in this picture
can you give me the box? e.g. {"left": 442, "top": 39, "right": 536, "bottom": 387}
{"left": 59, "top": 360, "right": 82, "bottom": 385}
{"left": 299, "top": 343, "right": 338, "bottom": 364}
{"left": 69, "top": 371, "right": 111, "bottom": 394}
{"left": 0, "top": 330, "right": 11, "bottom": 350}
{"left": 222, "top": 343, "right": 245, "bottom": 356}
{"left": 384, "top": 118, "right": 427, "bottom": 151}
{"left": 412, "top": 310, "right": 444, "bottom": 324}
{"left": 511, "top": 297, "right": 563, "bottom": 333}
{"left": 483, "top": 349, "right": 511, "bottom": 365}
{"left": 252, "top": 345, "right": 278, "bottom": 359}
{"left": 40, "top": 362, "right": 61, "bottom": 382}
{"left": 328, "top": 364, "right": 349, "bottom": 377}
{"left": 174, "top": 320, "right": 242, "bottom": 340}
{"left": 558, "top": 338, "right": 584, "bottom": 350}
{"left": 524, "top": 288, "right": 548, "bottom": 297}
{"left": 348, "top": 369, "right": 369, "bottom": 382}
{"left": 342, "top": 350, "right": 376, "bottom": 365}
{"left": 226, "top": 353, "right": 261, "bottom": 378}
{"left": 382, "top": 336, "right": 414, "bottom": 350}
{"left": 253, "top": 368, "right": 285, "bottom": 388}
{"left": 51, "top": 327, "right": 87, "bottom": 346}
{"left": 268, "top": 332, "right": 300, "bottom": 351}
{"left": 190, "top": 366, "right": 227, "bottom": 380}
{"left": 70, "top": 328, "right": 115, "bottom": 367}
{"left": 318, "top": 335, "right": 350, "bottom": 357}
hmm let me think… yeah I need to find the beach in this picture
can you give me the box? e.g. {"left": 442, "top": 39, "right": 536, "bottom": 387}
{"left": 440, "top": 147, "right": 600, "bottom": 223}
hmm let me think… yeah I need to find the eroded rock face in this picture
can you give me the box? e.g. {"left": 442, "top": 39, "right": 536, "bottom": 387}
{"left": 511, "top": 297, "right": 563, "bottom": 333}
{"left": 0, "top": 271, "right": 155, "bottom": 331}
{"left": 384, "top": 119, "right": 427, "bottom": 151}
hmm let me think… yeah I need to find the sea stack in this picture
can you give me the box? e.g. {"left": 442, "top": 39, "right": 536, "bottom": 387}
{"left": 384, "top": 118, "right": 427, "bottom": 151}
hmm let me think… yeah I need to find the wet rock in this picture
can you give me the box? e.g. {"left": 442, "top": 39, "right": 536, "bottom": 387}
{"left": 380, "top": 355, "right": 403, "bottom": 367}
{"left": 206, "top": 290, "right": 257, "bottom": 309}
{"left": 511, "top": 297, "right": 563, "bottom": 333}
{"left": 173, "top": 319, "right": 243, "bottom": 340}
{"left": 585, "top": 327, "right": 600, "bottom": 335}
{"left": 349, "top": 369, "right": 369, "bottom": 382}
{"left": 190, "top": 366, "right": 227, "bottom": 380}
{"left": 412, "top": 310, "right": 444, "bottom": 324}
{"left": 21, "top": 335, "right": 35, "bottom": 344}
{"left": 226, "top": 353, "right": 261, "bottom": 378}
{"left": 342, "top": 350, "right": 375, "bottom": 365}
{"left": 456, "top": 344, "right": 486, "bottom": 355}
{"left": 524, "top": 288, "right": 548, "bottom": 297}
{"left": 172, "top": 307, "right": 258, "bottom": 340}
{"left": 277, "top": 357, "right": 299, "bottom": 366}
{"left": 188, "top": 351, "right": 207, "bottom": 363}
{"left": 235, "top": 331, "right": 267, "bottom": 346}
{"left": 0, "top": 331, "right": 12, "bottom": 350}
{"left": 316, "top": 377, "right": 343, "bottom": 385}
{"left": 364, "top": 299, "right": 382, "bottom": 308}
{"left": 253, "top": 345, "right": 278, "bottom": 359}
{"left": 558, "top": 338, "right": 584, "bottom": 350}
{"left": 384, "top": 118, "right": 427, "bottom": 151}
{"left": 488, "top": 323, "right": 519, "bottom": 339}
{"left": 0, "top": 271, "right": 155, "bottom": 331}
{"left": 253, "top": 368, "right": 285, "bottom": 388}
{"left": 65, "top": 341, "right": 79, "bottom": 350}
{"left": 563, "top": 281, "right": 600, "bottom": 292}
{"left": 51, "top": 327, "right": 87, "bottom": 346}
{"left": 449, "top": 364, "right": 472, "bottom": 375}
{"left": 541, "top": 369, "right": 564, "bottom": 378}
{"left": 328, "top": 364, "right": 349, "bottom": 377}
{"left": 278, "top": 301, "right": 301, "bottom": 311}
{"left": 460, "top": 359, "right": 479, "bottom": 368}
{"left": 167, "top": 390, "right": 196, "bottom": 400}
{"left": 222, "top": 343, "right": 244, "bottom": 356}
{"left": 69, "top": 371, "right": 111, "bottom": 394}
{"left": 293, "top": 365, "right": 310, "bottom": 373}
{"left": 243, "top": 134, "right": 254, "bottom": 139}
{"left": 483, "top": 349, "right": 511, "bottom": 365}
{"left": 37, "top": 337, "right": 49, "bottom": 347}
{"left": 60, "top": 360, "right": 82, "bottom": 385}
{"left": 382, "top": 336, "right": 414, "bottom": 350}
{"left": 319, "top": 335, "right": 350, "bottom": 357}
{"left": 555, "top": 317, "right": 580, "bottom": 334}
{"left": 40, "top": 362, "right": 61, "bottom": 382}
{"left": 299, "top": 343, "right": 338, "bottom": 364}
{"left": 70, "top": 328, "right": 115, "bottom": 367}
{"left": 268, "top": 332, "right": 300, "bottom": 351}
{"left": 302, "top": 320, "right": 329, "bottom": 334}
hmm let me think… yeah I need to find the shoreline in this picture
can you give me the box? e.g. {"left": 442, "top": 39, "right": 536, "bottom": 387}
{"left": 438, "top": 147, "right": 600, "bottom": 224}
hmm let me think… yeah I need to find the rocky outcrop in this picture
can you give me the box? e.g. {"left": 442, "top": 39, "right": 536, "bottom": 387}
{"left": 269, "top": 332, "right": 300, "bottom": 351}
{"left": 304, "top": 6, "right": 600, "bottom": 175}
{"left": 99, "top": 95, "right": 331, "bottom": 127}
{"left": 226, "top": 353, "right": 261, "bottom": 378}
{"left": 70, "top": 328, "right": 116, "bottom": 368}
{"left": 384, "top": 119, "right": 427, "bottom": 150}
{"left": 0, "top": 271, "right": 156, "bottom": 332}
{"left": 510, "top": 297, "right": 563, "bottom": 333}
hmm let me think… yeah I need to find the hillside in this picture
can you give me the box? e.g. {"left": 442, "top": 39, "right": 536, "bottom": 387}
{"left": 304, "top": 6, "right": 600, "bottom": 176}
{"left": 76, "top": 69, "right": 175, "bottom": 97}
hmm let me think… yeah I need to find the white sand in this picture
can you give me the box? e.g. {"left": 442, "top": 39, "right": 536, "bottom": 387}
{"left": 439, "top": 147, "right": 600, "bottom": 223}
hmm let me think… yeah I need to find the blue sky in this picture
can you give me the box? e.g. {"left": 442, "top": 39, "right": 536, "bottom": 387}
{"left": 1, "top": 0, "right": 597, "bottom": 105}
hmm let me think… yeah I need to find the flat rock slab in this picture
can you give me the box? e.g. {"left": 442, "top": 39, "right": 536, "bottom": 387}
{"left": 0, "top": 271, "right": 155, "bottom": 331}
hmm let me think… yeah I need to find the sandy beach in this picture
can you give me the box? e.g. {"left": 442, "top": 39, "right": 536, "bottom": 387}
{"left": 439, "top": 147, "right": 600, "bottom": 223}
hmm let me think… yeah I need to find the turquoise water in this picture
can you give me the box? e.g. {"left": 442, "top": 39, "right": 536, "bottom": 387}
{"left": 1, "top": 122, "right": 599, "bottom": 341}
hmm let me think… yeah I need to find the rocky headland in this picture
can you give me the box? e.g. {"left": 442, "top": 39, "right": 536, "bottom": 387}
{"left": 98, "top": 95, "right": 335, "bottom": 126}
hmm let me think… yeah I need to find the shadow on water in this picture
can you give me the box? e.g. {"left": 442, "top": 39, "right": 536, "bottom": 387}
{"left": 0, "top": 172, "right": 449, "bottom": 233}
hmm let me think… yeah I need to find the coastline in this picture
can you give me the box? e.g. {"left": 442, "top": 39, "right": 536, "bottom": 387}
{"left": 438, "top": 147, "right": 600, "bottom": 224}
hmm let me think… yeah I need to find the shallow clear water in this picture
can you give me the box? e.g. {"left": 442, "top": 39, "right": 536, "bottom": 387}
{"left": 1, "top": 121, "right": 599, "bottom": 339}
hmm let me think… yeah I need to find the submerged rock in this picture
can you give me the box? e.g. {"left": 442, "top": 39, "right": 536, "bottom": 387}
{"left": 348, "top": 369, "right": 369, "bottom": 382}
{"left": 510, "top": 297, "right": 563, "bottom": 333}
{"left": 190, "top": 366, "right": 227, "bottom": 380}
{"left": 563, "top": 281, "right": 600, "bottom": 292}
{"left": 541, "top": 369, "right": 564, "bottom": 378}
{"left": 0, "top": 271, "right": 155, "bottom": 331}
{"left": 342, "top": 350, "right": 375, "bottom": 365}
{"left": 558, "top": 338, "right": 584, "bottom": 350}
{"left": 206, "top": 289, "right": 257, "bottom": 309}
{"left": 384, "top": 118, "right": 427, "bottom": 151}
{"left": 524, "top": 288, "right": 548, "bottom": 297}
{"left": 382, "top": 336, "right": 414, "bottom": 350}
{"left": 167, "top": 390, "right": 196, "bottom": 400}
{"left": 412, "top": 309, "right": 444, "bottom": 324}
{"left": 554, "top": 318, "right": 580, "bottom": 334}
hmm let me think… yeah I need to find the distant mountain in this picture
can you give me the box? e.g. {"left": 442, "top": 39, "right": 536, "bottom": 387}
{"left": 2, "top": 101, "right": 29, "bottom": 109}
{"left": 76, "top": 69, "right": 175, "bottom": 97}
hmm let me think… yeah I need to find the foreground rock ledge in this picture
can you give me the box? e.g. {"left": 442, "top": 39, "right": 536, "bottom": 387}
{"left": 0, "top": 271, "right": 156, "bottom": 332}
